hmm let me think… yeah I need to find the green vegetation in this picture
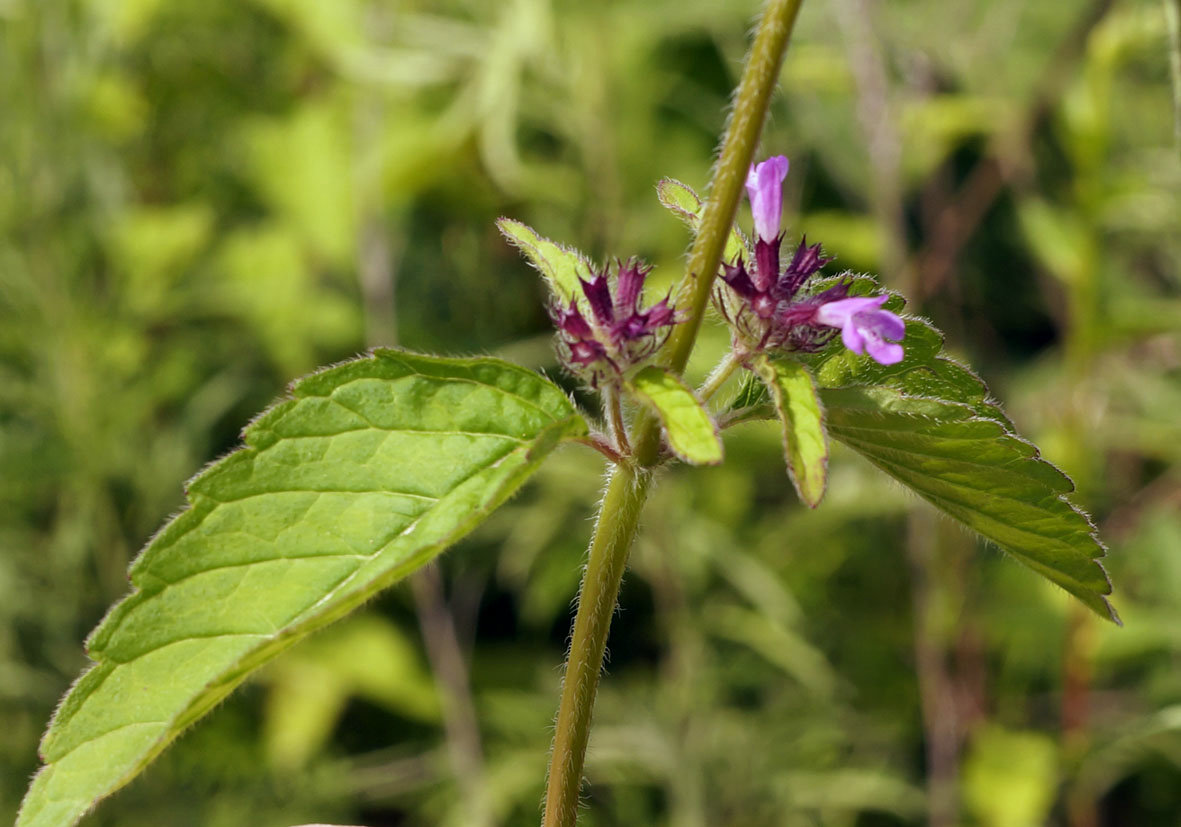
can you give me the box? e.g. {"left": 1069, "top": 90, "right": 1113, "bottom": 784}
{"left": 2, "top": 0, "right": 1179, "bottom": 825}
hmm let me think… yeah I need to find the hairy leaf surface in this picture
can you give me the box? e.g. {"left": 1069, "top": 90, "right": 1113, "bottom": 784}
{"left": 821, "top": 385, "right": 1115, "bottom": 621}
{"left": 629, "top": 365, "right": 723, "bottom": 465}
{"left": 656, "top": 177, "right": 748, "bottom": 263}
{"left": 724, "top": 293, "right": 1116, "bottom": 621}
{"left": 496, "top": 217, "right": 594, "bottom": 303}
{"left": 19, "top": 350, "right": 587, "bottom": 827}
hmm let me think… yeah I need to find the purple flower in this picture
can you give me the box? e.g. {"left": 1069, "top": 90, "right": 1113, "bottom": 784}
{"left": 551, "top": 259, "right": 679, "bottom": 385}
{"left": 813, "top": 295, "right": 905, "bottom": 365}
{"left": 745, "top": 155, "right": 790, "bottom": 243}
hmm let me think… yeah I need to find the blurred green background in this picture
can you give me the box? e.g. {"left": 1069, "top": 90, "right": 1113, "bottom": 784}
{"left": 2, "top": 0, "right": 1179, "bottom": 825}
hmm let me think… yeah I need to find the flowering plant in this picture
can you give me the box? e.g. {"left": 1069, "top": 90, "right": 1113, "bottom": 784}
{"left": 17, "top": 3, "right": 1116, "bottom": 827}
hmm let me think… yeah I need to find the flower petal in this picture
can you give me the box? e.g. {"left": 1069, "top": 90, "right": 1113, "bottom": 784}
{"left": 840, "top": 321, "right": 866, "bottom": 354}
{"left": 745, "top": 155, "right": 790, "bottom": 243}
{"left": 864, "top": 335, "right": 904, "bottom": 365}
{"left": 814, "top": 295, "right": 886, "bottom": 328}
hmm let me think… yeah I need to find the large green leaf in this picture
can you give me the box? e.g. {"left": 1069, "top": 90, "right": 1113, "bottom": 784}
{"left": 821, "top": 385, "right": 1116, "bottom": 622}
{"left": 655, "top": 177, "right": 748, "bottom": 264}
{"left": 628, "top": 365, "right": 723, "bottom": 465}
{"left": 724, "top": 295, "right": 1117, "bottom": 622}
{"left": 754, "top": 355, "right": 828, "bottom": 508}
{"left": 19, "top": 350, "right": 587, "bottom": 827}
{"left": 496, "top": 217, "right": 595, "bottom": 303}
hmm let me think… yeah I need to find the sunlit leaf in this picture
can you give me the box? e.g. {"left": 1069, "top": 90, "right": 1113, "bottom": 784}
{"left": 18, "top": 350, "right": 587, "bottom": 827}
{"left": 496, "top": 217, "right": 595, "bottom": 304}
{"left": 655, "top": 177, "right": 748, "bottom": 263}
{"left": 628, "top": 365, "right": 722, "bottom": 465}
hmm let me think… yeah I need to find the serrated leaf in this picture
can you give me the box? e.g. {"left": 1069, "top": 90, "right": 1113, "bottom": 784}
{"left": 628, "top": 365, "right": 723, "bottom": 465}
{"left": 755, "top": 355, "right": 829, "bottom": 508}
{"left": 496, "top": 217, "right": 594, "bottom": 303}
{"left": 720, "top": 298, "right": 1116, "bottom": 621}
{"left": 656, "top": 177, "right": 748, "bottom": 263}
{"left": 18, "top": 349, "right": 587, "bottom": 827}
{"left": 821, "top": 385, "right": 1116, "bottom": 622}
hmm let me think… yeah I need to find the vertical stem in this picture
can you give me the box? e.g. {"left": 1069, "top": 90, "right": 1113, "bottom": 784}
{"left": 541, "top": 2, "right": 806, "bottom": 825}
{"left": 411, "top": 565, "right": 491, "bottom": 827}
{"left": 1166, "top": 0, "right": 1181, "bottom": 154}
{"left": 543, "top": 464, "right": 652, "bottom": 827}
{"left": 603, "top": 386, "right": 631, "bottom": 454}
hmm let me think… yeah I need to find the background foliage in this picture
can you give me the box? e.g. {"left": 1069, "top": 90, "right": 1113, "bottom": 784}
{"left": 2, "top": 0, "right": 1179, "bottom": 825}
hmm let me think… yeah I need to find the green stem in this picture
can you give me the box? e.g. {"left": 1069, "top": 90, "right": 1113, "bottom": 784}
{"left": 541, "top": 3, "right": 805, "bottom": 825}
{"left": 603, "top": 385, "right": 631, "bottom": 454}
{"left": 1166, "top": 0, "right": 1181, "bottom": 154}
{"left": 697, "top": 350, "right": 744, "bottom": 403}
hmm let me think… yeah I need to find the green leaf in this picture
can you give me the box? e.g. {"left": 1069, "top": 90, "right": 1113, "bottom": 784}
{"left": 628, "top": 365, "right": 723, "bottom": 465}
{"left": 721, "top": 293, "right": 1116, "bottom": 621}
{"left": 821, "top": 384, "right": 1116, "bottom": 622}
{"left": 754, "top": 355, "right": 829, "bottom": 508}
{"left": 496, "top": 217, "right": 595, "bottom": 303}
{"left": 18, "top": 350, "right": 587, "bottom": 827}
{"left": 656, "top": 177, "right": 748, "bottom": 264}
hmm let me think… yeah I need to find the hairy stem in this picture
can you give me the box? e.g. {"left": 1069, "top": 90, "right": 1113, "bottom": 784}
{"left": 697, "top": 350, "right": 744, "bottom": 403}
{"left": 603, "top": 385, "right": 631, "bottom": 454}
{"left": 541, "top": 2, "right": 806, "bottom": 825}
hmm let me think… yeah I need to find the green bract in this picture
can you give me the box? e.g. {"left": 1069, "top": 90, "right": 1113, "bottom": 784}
{"left": 755, "top": 355, "right": 829, "bottom": 508}
{"left": 628, "top": 365, "right": 723, "bottom": 465}
{"left": 655, "top": 177, "right": 748, "bottom": 266}
{"left": 496, "top": 217, "right": 596, "bottom": 304}
{"left": 18, "top": 350, "right": 587, "bottom": 827}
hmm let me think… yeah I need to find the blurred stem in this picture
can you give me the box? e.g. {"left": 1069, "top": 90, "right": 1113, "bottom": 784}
{"left": 832, "top": 0, "right": 911, "bottom": 290}
{"left": 354, "top": 51, "right": 488, "bottom": 822}
{"left": 906, "top": 511, "right": 961, "bottom": 827}
{"left": 410, "top": 565, "right": 491, "bottom": 827}
{"left": 542, "top": 2, "right": 806, "bottom": 824}
{"left": 1167, "top": 0, "right": 1181, "bottom": 153}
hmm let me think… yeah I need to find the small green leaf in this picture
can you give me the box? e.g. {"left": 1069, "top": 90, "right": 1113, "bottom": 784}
{"left": 18, "top": 350, "right": 587, "bottom": 827}
{"left": 656, "top": 177, "right": 748, "bottom": 264}
{"left": 822, "top": 385, "right": 1116, "bottom": 622}
{"left": 496, "top": 217, "right": 595, "bottom": 303}
{"left": 628, "top": 365, "right": 723, "bottom": 465}
{"left": 755, "top": 355, "right": 829, "bottom": 508}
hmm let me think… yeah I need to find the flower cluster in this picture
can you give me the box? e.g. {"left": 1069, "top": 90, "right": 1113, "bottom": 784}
{"left": 552, "top": 260, "right": 679, "bottom": 386}
{"left": 717, "top": 156, "right": 904, "bottom": 365}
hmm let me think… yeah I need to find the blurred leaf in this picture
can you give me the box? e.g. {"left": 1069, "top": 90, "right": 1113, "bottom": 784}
{"left": 262, "top": 613, "right": 439, "bottom": 769}
{"left": 1016, "top": 199, "right": 1096, "bottom": 286}
{"left": 240, "top": 102, "right": 357, "bottom": 266}
{"left": 753, "top": 354, "right": 828, "bottom": 508}
{"left": 964, "top": 726, "right": 1058, "bottom": 827}
{"left": 629, "top": 365, "right": 723, "bottom": 465}
{"left": 18, "top": 351, "right": 587, "bottom": 827}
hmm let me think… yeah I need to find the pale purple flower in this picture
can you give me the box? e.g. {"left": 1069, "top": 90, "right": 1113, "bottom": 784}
{"left": 814, "top": 295, "right": 905, "bottom": 365}
{"left": 745, "top": 155, "right": 790, "bottom": 243}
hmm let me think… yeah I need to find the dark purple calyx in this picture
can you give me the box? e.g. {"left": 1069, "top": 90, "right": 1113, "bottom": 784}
{"left": 552, "top": 259, "right": 680, "bottom": 385}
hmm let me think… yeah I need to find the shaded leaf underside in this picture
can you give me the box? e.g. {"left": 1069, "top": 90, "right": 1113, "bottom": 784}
{"left": 19, "top": 350, "right": 586, "bottom": 827}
